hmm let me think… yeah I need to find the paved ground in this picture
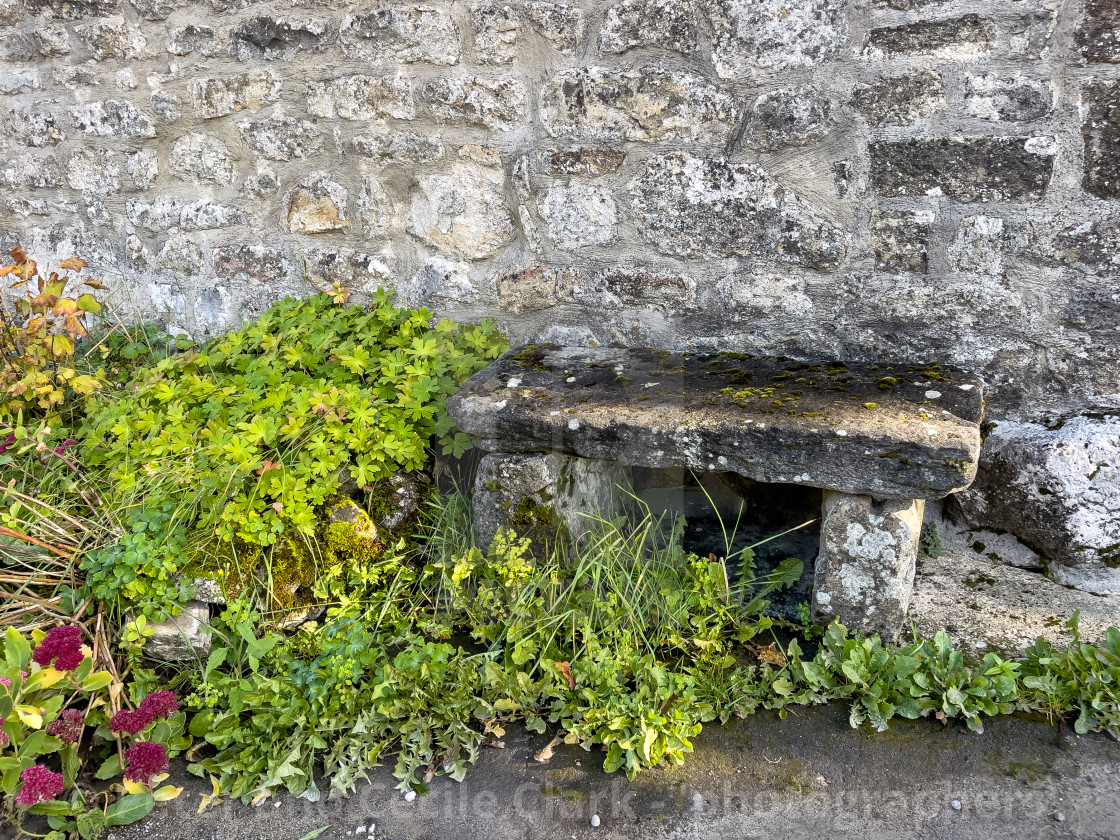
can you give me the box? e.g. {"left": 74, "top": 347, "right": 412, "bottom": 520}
{"left": 107, "top": 702, "right": 1120, "bottom": 840}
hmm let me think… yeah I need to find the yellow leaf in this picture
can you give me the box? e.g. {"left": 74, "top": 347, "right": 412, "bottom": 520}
{"left": 197, "top": 776, "right": 223, "bottom": 814}
{"left": 23, "top": 667, "right": 65, "bottom": 692}
{"left": 153, "top": 784, "right": 183, "bottom": 802}
{"left": 123, "top": 778, "right": 148, "bottom": 795}
{"left": 15, "top": 706, "right": 43, "bottom": 729}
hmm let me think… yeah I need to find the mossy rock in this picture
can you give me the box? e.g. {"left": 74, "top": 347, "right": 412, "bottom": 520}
{"left": 326, "top": 499, "right": 382, "bottom": 562}
{"left": 509, "top": 496, "right": 571, "bottom": 558}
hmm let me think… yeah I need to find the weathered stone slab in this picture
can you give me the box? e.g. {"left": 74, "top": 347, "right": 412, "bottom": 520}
{"left": 1078, "top": 0, "right": 1120, "bottom": 63}
{"left": 340, "top": 6, "right": 461, "bottom": 64}
{"left": 448, "top": 345, "right": 984, "bottom": 500}
{"left": 812, "top": 492, "right": 924, "bottom": 642}
{"left": 951, "top": 417, "right": 1120, "bottom": 595}
{"left": 869, "top": 138, "right": 1054, "bottom": 202}
{"left": 1082, "top": 80, "right": 1120, "bottom": 200}
{"left": 742, "top": 87, "right": 832, "bottom": 150}
{"left": 143, "top": 600, "right": 211, "bottom": 661}
{"left": 872, "top": 210, "right": 932, "bottom": 274}
{"left": 964, "top": 74, "right": 1051, "bottom": 123}
{"left": 473, "top": 452, "right": 631, "bottom": 551}
{"left": 598, "top": 0, "right": 698, "bottom": 55}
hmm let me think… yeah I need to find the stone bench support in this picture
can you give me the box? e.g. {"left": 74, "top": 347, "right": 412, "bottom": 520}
{"left": 812, "top": 492, "right": 925, "bottom": 641}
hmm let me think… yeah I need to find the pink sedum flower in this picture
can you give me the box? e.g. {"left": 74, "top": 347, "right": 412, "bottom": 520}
{"left": 123, "top": 741, "right": 169, "bottom": 786}
{"left": 15, "top": 765, "right": 65, "bottom": 807}
{"left": 32, "top": 626, "right": 84, "bottom": 672}
{"left": 139, "top": 690, "right": 178, "bottom": 721}
{"left": 45, "top": 709, "right": 84, "bottom": 744}
{"left": 109, "top": 708, "right": 148, "bottom": 736}
{"left": 0, "top": 719, "right": 7, "bottom": 749}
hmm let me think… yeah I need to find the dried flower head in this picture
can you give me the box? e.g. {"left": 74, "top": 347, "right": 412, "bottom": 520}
{"left": 32, "top": 625, "right": 84, "bottom": 671}
{"left": 45, "top": 708, "right": 84, "bottom": 744}
{"left": 123, "top": 741, "right": 169, "bottom": 786}
{"left": 15, "top": 765, "right": 65, "bottom": 807}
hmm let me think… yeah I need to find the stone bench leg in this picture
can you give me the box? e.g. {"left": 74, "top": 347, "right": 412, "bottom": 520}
{"left": 473, "top": 453, "right": 631, "bottom": 552}
{"left": 811, "top": 491, "right": 925, "bottom": 642}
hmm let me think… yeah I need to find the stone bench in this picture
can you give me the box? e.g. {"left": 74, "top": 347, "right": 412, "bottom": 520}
{"left": 447, "top": 345, "right": 985, "bottom": 640}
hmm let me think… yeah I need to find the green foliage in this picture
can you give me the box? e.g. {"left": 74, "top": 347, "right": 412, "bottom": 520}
{"left": 80, "top": 292, "right": 506, "bottom": 548}
{"left": 0, "top": 627, "right": 186, "bottom": 837}
{"left": 919, "top": 521, "right": 944, "bottom": 559}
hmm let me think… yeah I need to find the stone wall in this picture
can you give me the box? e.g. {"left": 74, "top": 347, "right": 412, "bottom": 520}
{"left": 1, "top": 0, "right": 1118, "bottom": 421}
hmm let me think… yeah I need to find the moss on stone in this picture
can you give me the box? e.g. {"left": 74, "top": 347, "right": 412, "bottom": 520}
{"left": 509, "top": 496, "right": 571, "bottom": 558}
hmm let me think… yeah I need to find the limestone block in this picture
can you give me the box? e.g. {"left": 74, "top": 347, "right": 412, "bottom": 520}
{"left": 473, "top": 453, "right": 631, "bottom": 551}
{"left": 869, "top": 138, "right": 1054, "bottom": 203}
{"left": 598, "top": 0, "right": 698, "bottom": 55}
{"left": 540, "top": 67, "right": 732, "bottom": 142}
{"left": 709, "top": 0, "right": 847, "bottom": 75}
{"left": 872, "top": 211, "right": 933, "bottom": 274}
{"left": 495, "top": 265, "right": 575, "bottom": 314}
{"left": 188, "top": 71, "right": 281, "bottom": 119}
{"left": 70, "top": 100, "right": 154, "bottom": 138}
{"left": 238, "top": 114, "right": 322, "bottom": 161}
{"left": 424, "top": 76, "right": 525, "bottom": 130}
{"left": 66, "top": 148, "right": 120, "bottom": 195}
{"left": 169, "top": 133, "right": 234, "bottom": 185}
{"left": 407, "top": 161, "right": 513, "bottom": 259}
{"left": 964, "top": 74, "right": 1051, "bottom": 123}
{"left": 525, "top": 1, "right": 581, "bottom": 54}
{"left": 1077, "top": 0, "right": 1120, "bottom": 63}
{"left": 952, "top": 417, "right": 1120, "bottom": 595}
{"left": 229, "top": 16, "right": 335, "bottom": 60}
{"left": 306, "top": 74, "right": 416, "bottom": 121}
{"left": 628, "top": 152, "right": 847, "bottom": 269}
{"left": 471, "top": 2, "right": 520, "bottom": 65}
{"left": 1082, "top": 80, "right": 1120, "bottom": 200}
{"left": 537, "top": 183, "right": 617, "bottom": 250}
{"left": 948, "top": 216, "right": 1004, "bottom": 276}
{"left": 143, "top": 601, "right": 211, "bottom": 662}
{"left": 340, "top": 6, "right": 461, "bottom": 65}
{"left": 741, "top": 87, "right": 831, "bottom": 151}
{"left": 812, "top": 492, "right": 925, "bottom": 641}
{"left": 852, "top": 70, "right": 943, "bottom": 127}
{"left": 864, "top": 14, "right": 995, "bottom": 61}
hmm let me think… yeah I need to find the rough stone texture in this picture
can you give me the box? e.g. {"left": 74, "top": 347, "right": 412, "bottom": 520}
{"left": 143, "top": 600, "right": 211, "bottom": 661}
{"left": 168, "top": 25, "right": 217, "bottom": 57}
{"left": 66, "top": 148, "right": 119, "bottom": 195}
{"left": 949, "top": 216, "right": 1004, "bottom": 276}
{"left": 238, "top": 114, "right": 322, "bottom": 161}
{"left": 1056, "top": 217, "right": 1120, "bottom": 274}
{"left": 70, "top": 99, "right": 154, "bottom": 138}
{"left": 189, "top": 71, "right": 281, "bottom": 119}
{"left": 525, "top": 1, "right": 581, "bottom": 54}
{"left": 537, "top": 183, "right": 617, "bottom": 250}
{"left": 852, "top": 71, "right": 943, "bottom": 127}
{"left": 952, "top": 417, "right": 1120, "bottom": 596}
{"left": 1078, "top": 0, "right": 1120, "bottom": 63}
{"left": 425, "top": 76, "right": 525, "bottom": 129}
{"left": 472, "top": 452, "right": 631, "bottom": 550}
{"left": 871, "top": 211, "right": 932, "bottom": 274}
{"left": 865, "top": 15, "right": 995, "bottom": 61}
{"left": 910, "top": 549, "right": 1120, "bottom": 660}
{"left": 629, "top": 152, "right": 847, "bottom": 269}
{"left": 869, "top": 139, "right": 1054, "bottom": 202}
{"left": 1082, "top": 80, "right": 1120, "bottom": 200}
{"left": 470, "top": 2, "right": 519, "bottom": 65}
{"left": 812, "top": 492, "right": 924, "bottom": 642}
{"left": 540, "top": 147, "right": 625, "bottom": 177}
{"left": 407, "top": 159, "right": 513, "bottom": 259}
{"left": 307, "top": 74, "right": 415, "bottom": 121}
{"left": 75, "top": 17, "right": 151, "bottom": 59}
{"left": 540, "top": 67, "right": 734, "bottom": 141}
{"left": 709, "top": 0, "right": 848, "bottom": 77}
{"left": 495, "top": 265, "right": 575, "bottom": 313}
{"left": 286, "top": 172, "right": 349, "bottom": 235}
{"left": 169, "top": 133, "right": 234, "bottom": 185}
{"left": 449, "top": 345, "right": 984, "bottom": 500}
{"left": 598, "top": 0, "right": 698, "bottom": 55}
{"left": 229, "top": 16, "right": 334, "bottom": 61}
{"left": 340, "top": 6, "right": 461, "bottom": 64}
{"left": 352, "top": 131, "right": 444, "bottom": 167}
{"left": 742, "top": 87, "right": 832, "bottom": 151}
{"left": 964, "top": 74, "right": 1052, "bottom": 123}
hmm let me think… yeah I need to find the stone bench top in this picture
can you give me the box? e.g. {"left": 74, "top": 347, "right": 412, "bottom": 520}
{"left": 447, "top": 345, "right": 986, "bottom": 500}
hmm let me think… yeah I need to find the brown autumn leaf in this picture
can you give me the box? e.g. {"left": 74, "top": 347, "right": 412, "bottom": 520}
{"left": 8, "top": 246, "right": 28, "bottom": 264}
{"left": 59, "top": 257, "right": 88, "bottom": 271}
{"left": 83, "top": 279, "right": 108, "bottom": 290}
{"left": 52, "top": 298, "right": 78, "bottom": 317}
{"left": 556, "top": 661, "right": 575, "bottom": 690}
{"left": 64, "top": 314, "right": 88, "bottom": 337}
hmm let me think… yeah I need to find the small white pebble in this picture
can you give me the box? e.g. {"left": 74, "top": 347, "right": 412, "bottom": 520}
{"left": 568, "top": 419, "right": 580, "bottom": 430}
{"left": 643, "top": 382, "right": 660, "bottom": 388}
{"left": 836, "top": 429, "right": 848, "bottom": 436}
{"left": 274, "top": 802, "right": 281, "bottom": 808}
{"left": 550, "top": 410, "right": 561, "bottom": 416}
{"left": 959, "top": 383, "right": 974, "bottom": 391}
{"left": 1053, "top": 812, "right": 1065, "bottom": 822}
{"left": 404, "top": 790, "right": 417, "bottom": 803}
{"left": 691, "top": 792, "right": 704, "bottom": 811}
{"left": 566, "top": 376, "right": 576, "bottom": 383}
{"left": 590, "top": 814, "right": 600, "bottom": 827}
{"left": 356, "top": 827, "right": 367, "bottom": 835}
{"left": 951, "top": 800, "right": 961, "bottom": 811}
{"left": 506, "top": 377, "right": 522, "bottom": 388}
{"left": 925, "top": 390, "right": 942, "bottom": 399}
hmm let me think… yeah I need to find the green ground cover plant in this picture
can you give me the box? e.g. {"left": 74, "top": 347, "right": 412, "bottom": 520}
{"left": 3, "top": 247, "right": 1120, "bottom": 835}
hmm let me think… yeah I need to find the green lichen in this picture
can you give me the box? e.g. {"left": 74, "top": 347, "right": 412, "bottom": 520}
{"left": 509, "top": 497, "right": 570, "bottom": 557}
